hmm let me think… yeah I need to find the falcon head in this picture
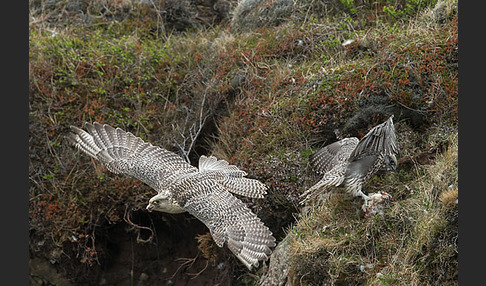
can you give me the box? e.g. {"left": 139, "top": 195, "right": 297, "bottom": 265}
{"left": 147, "top": 193, "right": 185, "bottom": 214}
{"left": 384, "top": 154, "right": 398, "bottom": 171}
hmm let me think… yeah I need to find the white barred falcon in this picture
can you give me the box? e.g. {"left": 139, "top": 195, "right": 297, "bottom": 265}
{"left": 301, "top": 116, "right": 399, "bottom": 216}
{"left": 67, "top": 122, "right": 275, "bottom": 269}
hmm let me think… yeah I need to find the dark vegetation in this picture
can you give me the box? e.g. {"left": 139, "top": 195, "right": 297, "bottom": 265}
{"left": 29, "top": 0, "right": 458, "bottom": 285}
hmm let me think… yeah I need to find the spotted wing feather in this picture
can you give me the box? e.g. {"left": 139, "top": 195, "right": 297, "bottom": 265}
{"left": 199, "top": 155, "right": 267, "bottom": 199}
{"left": 302, "top": 137, "right": 358, "bottom": 202}
{"left": 309, "top": 137, "right": 359, "bottom": 174}
{"left": 67, "top": 122, "right": 198, "bottom": 191}
{"left": 348, "top": 116, "right": 398, "bottom": 161}
{"left": 300, "top": 161, "right": 347, "bottom": 202}
{"left": 174, "top": 173, "right": 276, "bottom": 270}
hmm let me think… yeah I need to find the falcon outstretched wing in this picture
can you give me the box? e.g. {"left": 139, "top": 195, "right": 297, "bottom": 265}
{"left": 173, "top": 173, "right": 276, "bottom": 270}
{"left": 300, "top": 161, "right": 348, "bottom": 201}
{"left": 67, "top": 122, "right": 197, "bottom": 192}
{"left": 302, "top": 137, "right": 358, "bottom": 201}
{"left": 309, "top": 137, "right": 359, "bottom": 175}
{"left": 348, "top": 116, "right": 398, "bottom": 161}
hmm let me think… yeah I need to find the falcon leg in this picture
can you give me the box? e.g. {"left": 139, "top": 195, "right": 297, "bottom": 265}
{"left": 358, "top": 190, "right": 374, "bottom": 217}
{"left": 357, "top": 190, "right": 371, "bottom": 204}
{"left": 361, "top": 191, "right": 393, "bottom": 217}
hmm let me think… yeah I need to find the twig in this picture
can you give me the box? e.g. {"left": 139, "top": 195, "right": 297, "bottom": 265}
{"left": 188, "top": 260, "right": 209, "bottom": 279}
{"left": 123, "top": 205, "right": 154, "bottom": 243}
{"left": 169, "top": 252, "right": 200, "bottom": 279}
{"left": 172, "top": 92, "right": 210, "bottom": 163}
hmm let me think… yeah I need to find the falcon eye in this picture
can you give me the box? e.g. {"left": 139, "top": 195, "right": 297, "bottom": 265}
{"left": 153, "top": 200, "right": 160, "bottom": 205}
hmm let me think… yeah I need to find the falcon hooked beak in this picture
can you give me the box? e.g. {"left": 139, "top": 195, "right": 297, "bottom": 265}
{"left": 146, "top": 203, "right": 154, "bottom": 212}
{"left": 386, "top": 154, "right": 398, "bottom": 172}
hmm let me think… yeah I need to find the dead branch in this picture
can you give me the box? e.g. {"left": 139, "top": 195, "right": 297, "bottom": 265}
{"left": 172, "top": 91, "right": 209, "bottom": 163}
{"left": 123, "top": 205, "right": 155, "bottom": 244}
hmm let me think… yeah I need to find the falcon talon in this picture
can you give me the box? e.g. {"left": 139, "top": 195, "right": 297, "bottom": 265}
{"left": 362, "top": 191, "right": 393, "bottom": 217}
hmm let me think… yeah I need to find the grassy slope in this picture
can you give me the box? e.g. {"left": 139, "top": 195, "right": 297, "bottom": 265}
{"left": 284, "top": 131, "right": 457, "bottom": 285}
{"left": 29, "top": 0, "right": 458, "bottom": 285}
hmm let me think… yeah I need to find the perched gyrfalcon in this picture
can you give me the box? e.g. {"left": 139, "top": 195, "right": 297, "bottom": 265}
{"left": 301, "top": 116, "right": 399, "bottom": 216}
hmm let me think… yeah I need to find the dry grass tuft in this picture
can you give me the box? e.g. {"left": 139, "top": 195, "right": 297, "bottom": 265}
{"left": 439, "top": 188, "right": 458, "bottom": 208}
{"left": 196, "top": 232, "right": 220, "bottom": 265}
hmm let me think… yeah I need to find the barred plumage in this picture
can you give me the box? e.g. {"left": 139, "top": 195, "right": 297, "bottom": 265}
{"left": 198, "top": 155, "right": 268, "bottom": 199}
{"left": 301, "top": 116, "right": 399, "bottom": 214}
{"left": 68, "top": 122, "right": 275, "bottom": 270}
